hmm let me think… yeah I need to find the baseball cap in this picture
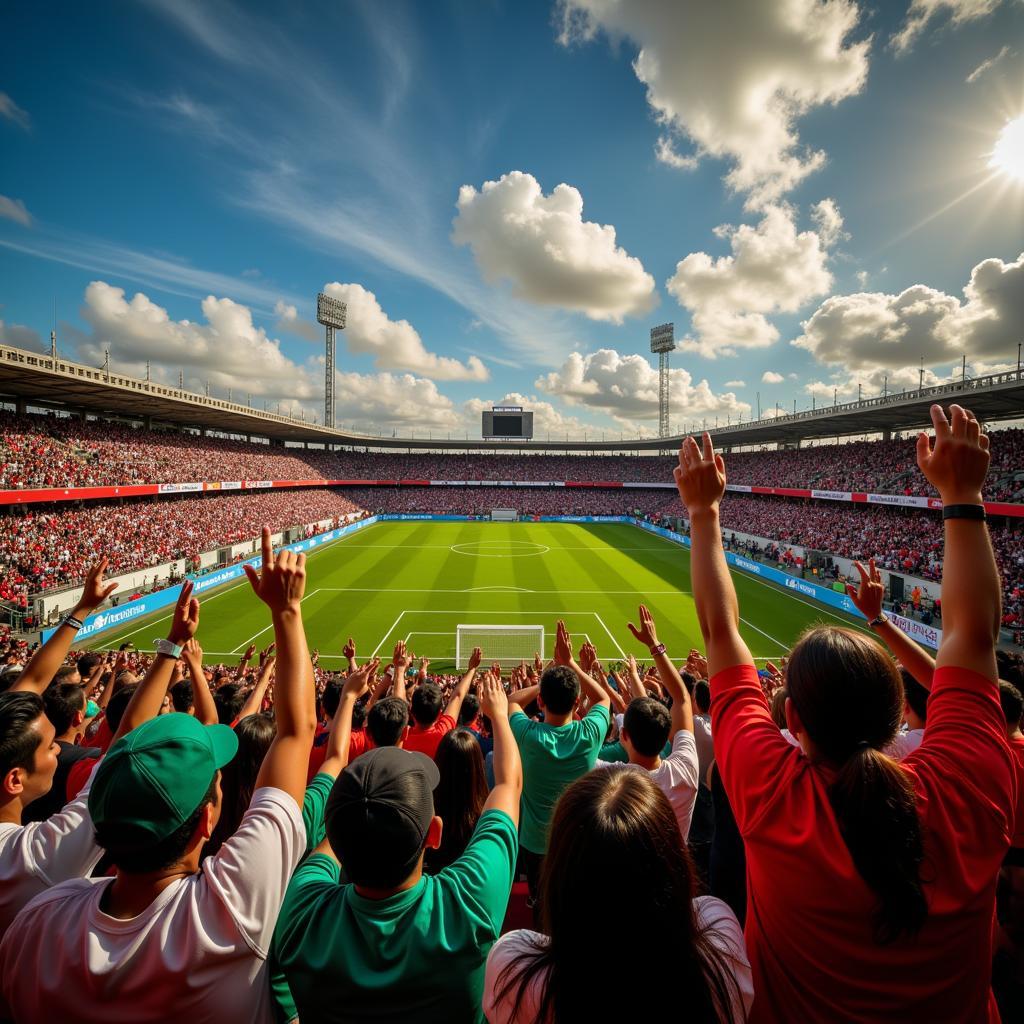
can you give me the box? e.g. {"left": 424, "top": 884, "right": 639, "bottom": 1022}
{"left": 325, "top": 746, "right": 439, "bottom": 888}
{"left": 89, "top": 713, "right": 238, "bottom": 850}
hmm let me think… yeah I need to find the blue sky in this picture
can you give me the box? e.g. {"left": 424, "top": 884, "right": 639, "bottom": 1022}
{"left": 1, "top": 0, "right": 1022, "bottom": 438}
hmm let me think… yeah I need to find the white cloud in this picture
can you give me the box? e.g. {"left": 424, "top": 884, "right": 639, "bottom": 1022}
{"left": 0, "top": 92, "right": 30, "bottom": 131}
{"left": 893, "top": 1, "right": 1006, "bottom": 55}
{"left": 792, "top": 251, "right": 1024, "bottom": 370}
{"left": 461, "top": 392, "right": 592, "bottom": 437}
{"left": 966, "top": 45, "right": 1013, "bottom": 82}
{"left": 762, "top": 371, "right": 785, "bottom": 383}
{"left": 321, "top": 283, "right": 488, "bottom": 381}
{"left": 274, "top": 301, "right": 320, "bottom": 342}
{"left": 334, "top": 371, "right": 460, "bottom": 431}
{"left": 667, "top": 203, "right": 836, "bottom": 358}
{"left": 654, "top": 135, "right": 698, "bottom": 170}
{"left": 452, "top": 170, "right": 657, "bottom": 323}
{"left": 558, "top": 0, "right": 869, "bottom": 208}
{"left": 0, "top": 321, "right": 44, "bottom": 353}
{"left": 0, "top": 195, "right": 32, "bottom": 227}
{"left": 811, "top": 198, "right": 846, "bottom": 248}
{"left": 535, "top": 348, "right": 751, "bottom": 425}
{"left": 804, "top": 365, "right": 943, "bottom": 402}
{"left": 724, "top": 379, "right": 746, "bottom": 387}
{"left": 856, "top": 269, "right": 870, "bottom": 288}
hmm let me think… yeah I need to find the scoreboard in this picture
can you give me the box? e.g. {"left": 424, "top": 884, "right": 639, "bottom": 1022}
{"left": 482, "top": 406, "right": 534, "bottom": 440}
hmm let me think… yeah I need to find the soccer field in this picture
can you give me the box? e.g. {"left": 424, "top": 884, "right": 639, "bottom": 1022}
{"left": 85, "top": 521, "right": 870, "bottom": 670}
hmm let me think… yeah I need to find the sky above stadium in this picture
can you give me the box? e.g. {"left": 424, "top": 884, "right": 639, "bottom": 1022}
{"left": 1, "top": 0, "right": 1023, "bottom": 438}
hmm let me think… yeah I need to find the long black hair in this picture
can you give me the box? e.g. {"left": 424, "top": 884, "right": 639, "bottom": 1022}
{"left": 425, "top": 728, "right": 487, "bottom": 874}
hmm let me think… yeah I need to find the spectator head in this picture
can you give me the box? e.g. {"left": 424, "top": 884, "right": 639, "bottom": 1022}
{"left": 786, "top": 626, "right": 926, "bottom": 943}
{"left": 494, "top": 768, "right": 737, "bottom": 1021}
{"left": 693, "top": 679, "right": 711, "bottom": 714}
{"left": 170, "top": 680, "right": 194, "bottom": 715}
{"left": 104, "top": 684, "right": 138, "bottom": 734}
{"left": 458, "top": 693, "right": 480, "bottom": 727}
{"left": 0, "top": 692, "right": 59, "bottom": 806}
{"left": 42, "top": 683, "right": 87, "bottom": 738}
{"left": 769, "top": 687, "right": 788, "bottom": 730}
{"left": 214, "top": 684, "right": 245, "bottom": 725}
{"left": 325, "top": 747, "right": 441, "bottom": 889}
{"left": 410, "top": 682, "right": 444, "bottom": 728}
{"left": 53, "top": 664, "right": 81, "bottom": 686}
{"left": 681, "top": 670, "right": 697, "bottom": 694}
{"left": 351, "top": 698, "right": 369, "bottom": 732}
{"left": 0, "top": 666, "right": 23, "bottom": 693}
{"left": 90, "top": 713, "right": 238, "bottom": 874}
{"left": 321, "top": 678, "right": 343, "bottom": 720}
{"left": 999, "top": 680, "right": 1023, "bottom": 731}
{"left": 367, "top": 697, "right": 408, "bottom": 748}
{"left": 539, "top": 665, "right": 579, "bottom": 717}
{"left": 621, "top": 697, "right": 670, "bottom": 759}
{"left": 426, "top": 728, "right": 488, "bottom": 874}
{"left": 899, "top": 667, "right": 929, "bottom": 726}
{"left": 76, "top": 652, "right": 103, "bottom": 679}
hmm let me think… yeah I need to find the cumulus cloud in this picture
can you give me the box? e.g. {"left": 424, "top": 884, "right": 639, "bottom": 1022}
{"left": 452, "top": 171, "right": 656, "bottom": 323}
{"left": 0, "top": 92, "right": 30, "bottom": 131}
{"left": 535, "top": 348, "right": 751, "bottom": 426}
{"left": 667, "top": 203, "right": 836, "bottom": 358}
{"left": 334, "top": 370, "right": 460, "bottom": 431}
{"left": 274, "top": 301, "right": 321, "bottom": 342}
{"left": 321, "top": 283, "right": 488, "bottom": 381}
{"left": 811, "top": 198, "right": 846, "bottom": 248}
{"left": 761, "top": 371, "right": 785, "bottom": 383}
{"left": 557, "top": 0, "right": 869, "bottom": 208}
{"left": 0, "top": 195, "right": 32, "bottom": 227}
{"left": 792, "top": 252, "right": 1024, "bottom": 372}
{"left": 893, "top": 1, "right": 1006, "bottom": 55}
{"left": 654, "top": 135, "right": 699, "bottom": 170}
{"left": 461, "top": 392, "right": 592, "bottom": 438}
{"left": 804, "top": 365, "right": 944, "bottom": 402}
{"left": 725, "top": 379, "right": 746, "bottom": 387}
{"left": 0, "top": 320, "right": 44, "bottom": 353}
{"left": 966, "top": 45, "right": 1013, "bottom": 83}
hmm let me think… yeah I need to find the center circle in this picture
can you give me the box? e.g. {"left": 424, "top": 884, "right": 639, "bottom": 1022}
{"left": 450, "top": 541, "right": 550, "bottom": 557}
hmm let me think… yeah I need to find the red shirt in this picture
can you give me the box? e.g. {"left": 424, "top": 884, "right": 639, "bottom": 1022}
{"left": 1009, "top": 734, "right": 1024, "bottom": 850}
{"left": 306, "top": 727, "right": 374, "bottom": 782}
{"left": 65, "top": 755, "right": 100, "bottom": 803}
{"left": 402, "top": 714, "right": 456, "bottom": 760}
{"left": 712, "top": 663, "right": 1015, "bottom": 1023}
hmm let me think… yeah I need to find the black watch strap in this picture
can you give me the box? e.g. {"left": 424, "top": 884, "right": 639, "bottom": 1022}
{"left": 941, "top": 504, "right": 986, "bottom": 521}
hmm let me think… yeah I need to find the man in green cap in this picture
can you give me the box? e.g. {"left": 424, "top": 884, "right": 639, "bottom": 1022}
{"left": 0, "top": 529, "right": 318, "bottom": 1024}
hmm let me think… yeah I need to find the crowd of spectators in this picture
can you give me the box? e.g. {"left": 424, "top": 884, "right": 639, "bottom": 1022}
{"left": 2, "top": 408, "right": 1022, "bottom": 500}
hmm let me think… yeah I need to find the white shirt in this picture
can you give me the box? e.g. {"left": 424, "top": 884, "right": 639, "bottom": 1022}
{"left": 693, "top": 713, "right": 715, "bottom": 783}
{"left": 483, "top": 895, "right": 754, "bottom": 1023}
{"left": 781, "top": 728, "right": 925, "bottom": 760}
{"left": 0, "top": 787, "right": 304, "bottom": 1024}
{"left": 0, "top": 760, "right": 102, "bottom": 939}
{"left": 596, "top": 730, "right": 700, "bottom": 838}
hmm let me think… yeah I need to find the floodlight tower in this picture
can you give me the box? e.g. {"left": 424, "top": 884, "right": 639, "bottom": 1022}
{"left": 316, "top": 292, "right": 347, "bottom": 429}
{"left": 650, "top": 322, "right": 676, "bottom": 438}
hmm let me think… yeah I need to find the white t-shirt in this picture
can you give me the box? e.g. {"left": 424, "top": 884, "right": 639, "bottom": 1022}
{"left": 693, "top": 713, "right": 715, "bottom": 783}
{"left": 483, "top": 895, "right": 754, "bottom": 1023}
{"left": 0, "top": 760, "right": 102, "bottom": 939}
{"left": 0, "top": 787, "right": 304, "bottom": 1024}
{"left": 781, "top": 728, "right": 925, "bottom": 760}
{"left": 596, "top": 730, "right": 700, "bottom": 838}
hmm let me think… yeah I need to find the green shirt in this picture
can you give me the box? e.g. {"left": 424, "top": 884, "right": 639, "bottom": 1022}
{"left": 270, "top": 808, "right": 518, "bottom": 1024}
{"left": 302, "top": 771, "right": 334, "bottom": 852}
{"left": 510, "top": 704, "right": 610, "bottom": 854}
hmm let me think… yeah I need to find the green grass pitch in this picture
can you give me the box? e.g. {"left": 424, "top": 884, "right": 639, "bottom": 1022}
{"left": 86, "top": 521, "right": 871, "bottom": 670}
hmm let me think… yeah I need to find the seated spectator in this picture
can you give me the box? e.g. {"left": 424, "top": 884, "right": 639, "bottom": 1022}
{"left": 483, "top": 768, "right": 753, "bottom": 1022}
{"left": 425, "top": 725, "right": 489, "bottom": 874}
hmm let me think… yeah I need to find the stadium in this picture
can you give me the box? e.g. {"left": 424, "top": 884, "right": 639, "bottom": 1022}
{"left": 2, "top": 3, "right": 1024, "bottom": 1023}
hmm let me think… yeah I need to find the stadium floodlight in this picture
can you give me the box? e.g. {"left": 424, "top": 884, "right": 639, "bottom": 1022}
{"left": 650, "top": 323, "right": 676, "bottom": 438}
{"left": 316, "top": 292, "right": 347, "bottom": 430}
{"left": 456, "top": 624, "right": 544, "bottom": 669}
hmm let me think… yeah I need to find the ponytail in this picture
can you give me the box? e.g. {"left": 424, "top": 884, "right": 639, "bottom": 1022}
{"left": 829, "top": 745, "right": 927, "bottom": 943}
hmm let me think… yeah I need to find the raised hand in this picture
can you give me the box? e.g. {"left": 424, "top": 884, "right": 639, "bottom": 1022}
{"left": 74, "top": 558, "right": 119, "bottom": 617}
{"left": 674, "top": 433, "right": 727, "bottom": 513}
{"left": 342, "top": 657, "right": 380, "bottom": 700}
{"left": 392, "top": 639, "right": 410, "bottom": 668}
{"left": 847, "top": 558, "right": 885, "bottom": 621}
{"left": 916, "top": 403, "right": 989, "bottom": 504}
{"left": 342, "top": 637, "right": 356, "bottom": 660}
{"left": 259, "top": 642, "right": 276, "bottom": 667}
{"left": 479, "top": 669, "right": 509, "bottom": 720}
{"left": 467, "top": 646, "right": 483, "bottom": 671}
{"left": 168, "top": 581, "right": 200, "bottom": 645}
{"left": 626, "top": 604, "right": 660, "bottom": 650}
{"left": 241, "top": 643, "right": 257, "bottom": 662}
{"left": 243, "top": 527, "right": 306, "bottom": 613}
{"left": 534, "top": 651, "right": 543, "bottom": 674}
{"left": 553, "top": 620, "right": 573, "bottom": 666}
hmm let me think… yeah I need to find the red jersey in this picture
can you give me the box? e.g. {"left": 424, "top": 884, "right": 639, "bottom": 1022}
{"left": 403, "top": 714, "right": 456, "bottom": 760}
{"left": 1008, "top": 734, "right": 1024, "bottom": 850}
{"left": 711, "top": 663, "right": 1015, "bottom": 1023}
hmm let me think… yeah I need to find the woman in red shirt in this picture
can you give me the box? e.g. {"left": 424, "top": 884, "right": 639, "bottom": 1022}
{"left": 675, "top": 403, "right": 1015, "bottom": 1024}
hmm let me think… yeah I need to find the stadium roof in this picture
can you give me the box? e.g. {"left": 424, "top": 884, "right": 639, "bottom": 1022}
{"left": 2, "top": 342, "right": 1022, "bottom": 452}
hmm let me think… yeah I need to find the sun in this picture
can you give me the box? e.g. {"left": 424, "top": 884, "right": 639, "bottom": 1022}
{"left": 989, "top": 115, "right": 1024, "bottom": 182}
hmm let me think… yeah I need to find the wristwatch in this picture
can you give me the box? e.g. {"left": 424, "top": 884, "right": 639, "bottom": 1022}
{"left": 649, "top": 643, "right": 667, "bottom": 656}
{"left": 868, "top": 614, "right": 888, "bottom": 629}
{"left": 153, "top": 638, "right": 184, "bottom": 659}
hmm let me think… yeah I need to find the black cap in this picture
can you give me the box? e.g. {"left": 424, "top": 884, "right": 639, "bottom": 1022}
{"left": 325, "top": 746, "right": 440, "bottom": 888}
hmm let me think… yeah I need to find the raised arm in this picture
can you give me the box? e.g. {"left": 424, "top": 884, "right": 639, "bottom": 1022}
{"left": 554, "top": 620, "right": 610, "bottom": 711}
{"left": 847, "top": 558, "right": 935, "bottom": 689}
{"left": 917, "top": 404, "right": 1000, "bottom": 681}
{"left": 674, "top": 434, "right": 754, "bottom": 676}
{"left": 479, "top": 672, "right": 522, "bottom": 824}
{"left": 246, "top": 528, "right": 318, "bottom": 806}
{"left": 444, "top": 647, "right": 481, "bottom": 720}
{"left": 320, "top": 658, "right": 378, "bottom": 779}
{"left": 508, "top": 683, "right": 540, "bottom": 709}
{"left": 234, "top": 643, "right": 257, "bottom": 682}
{"left": 390, "top": 641, "right": 411, "bottom": 703}
{"left": 112, "top": 583, "right": 199, "bottom": 744}
{"left": 342, "top": 636, "right": 357, "bottom": 675}
{"left": 235, "top": 652, "right": 276, "bottom": 722}
{"left": 183, "top": 638, "right": 218, "bottom": 726}
{"left": 13, "top": 559, "right": 118, "bottom": 694}
{"left": 628, "top": 604, "right": 693, "bottom": 734}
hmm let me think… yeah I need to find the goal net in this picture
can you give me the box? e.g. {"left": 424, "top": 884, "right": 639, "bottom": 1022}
{"left": 456, "top": 624, "right": 544, "bottom": 668}
{"left": 490, "top": 508, "right": 519, "bottom": 522}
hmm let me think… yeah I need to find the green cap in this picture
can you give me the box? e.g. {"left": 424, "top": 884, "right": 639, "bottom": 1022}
{"left": 89, "top": 713, "right": 238, "bottom": 850}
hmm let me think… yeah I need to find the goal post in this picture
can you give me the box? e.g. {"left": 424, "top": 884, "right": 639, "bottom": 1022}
{"left": 490, "top": 508, "right": 518, "bottom": 521}
{"left": 456, "top": 624, "right": 544, "bottom": 668}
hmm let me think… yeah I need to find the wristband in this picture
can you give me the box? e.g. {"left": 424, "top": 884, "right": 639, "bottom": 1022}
{"left": 941, "top": 504, "right": 986, "bottom": 521}
{"left": 649, "top": 643, "right": 667, "bottom": 656}
{"left": 868, "top": 614, "right": 888, "bottom": 629}
{"left": 61, "top": 614, "right": 84, "bottom": 631}
{"left": 153, "top": 638, "right": 184, "bottom": 660}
